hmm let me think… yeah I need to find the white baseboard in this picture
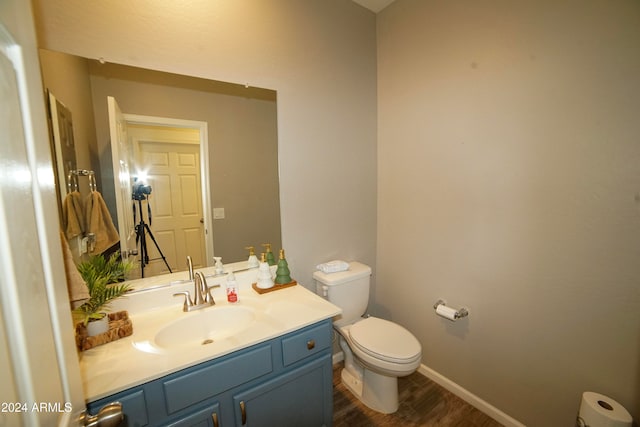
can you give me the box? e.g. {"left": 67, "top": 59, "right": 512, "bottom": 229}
{"left": 332, "top": 351, "right": 344, "bottom": 365}
{"left": 417, "top": 364, "right": 525, "bottom": 427}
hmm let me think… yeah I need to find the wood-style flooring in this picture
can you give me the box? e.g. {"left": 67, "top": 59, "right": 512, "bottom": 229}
{"left": 332, "top": 363, "right": 504, "bottom": 427}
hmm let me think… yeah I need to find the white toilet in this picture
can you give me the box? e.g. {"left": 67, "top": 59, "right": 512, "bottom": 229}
{"left": 313, "top": 261, "right": 422, "bottom": 414}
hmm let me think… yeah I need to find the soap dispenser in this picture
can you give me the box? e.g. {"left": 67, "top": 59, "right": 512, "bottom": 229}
{"left": 262, "top": 243, "right": 276, "bottom": 266}
{"left": 245, "top": 246, "right": 260, "bottom": 269}
{"left": 275, "top": 249, "right": 292, "bottom": 285}
{"left": 213, "top": 256, "right": 224, "bottom": 276}
{"left": 256, "top": 253, "right": 274, "bottom": 289}
{"left": 226, "top": 273, "right": 238, "bottom": 303}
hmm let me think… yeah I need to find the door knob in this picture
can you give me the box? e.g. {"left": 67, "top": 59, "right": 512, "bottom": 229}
{"left": 80, "top": 402, "right": 123, "bottom": 427}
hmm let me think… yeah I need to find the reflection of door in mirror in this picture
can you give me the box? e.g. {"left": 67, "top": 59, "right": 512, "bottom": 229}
{"left": 107, "top": 96, "right": 134, "bottom": 262}
{"left": 48, "top": 91, "right": 77, "bottom": 207}
{"left": 129, "top": 124, "right": 207, "bottom": 278}
{"left": 111, "top": 111, "right": 212, "bottom": 279}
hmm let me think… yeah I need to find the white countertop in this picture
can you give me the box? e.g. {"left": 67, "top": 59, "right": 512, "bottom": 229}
{"left": 79, "top": 264, "right": 341, "bottom": 402}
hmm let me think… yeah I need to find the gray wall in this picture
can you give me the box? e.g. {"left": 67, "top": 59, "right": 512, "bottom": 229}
{"left": 376, "top": 0, "right": 640, "bottom": 425}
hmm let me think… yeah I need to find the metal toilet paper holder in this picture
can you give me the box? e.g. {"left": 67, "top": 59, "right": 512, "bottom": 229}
{"left": 433, "top": 299, "right": 469, "bottom": 320}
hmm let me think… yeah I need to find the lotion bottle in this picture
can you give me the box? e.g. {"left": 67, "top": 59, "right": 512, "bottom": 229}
{"left": 213, "top": 256, "right": 224, "bottom": 276}
{"left": 245, "top": 246, "right": 260, "bottom": 268}
{"left": 226, "top": 273, "right": 238, "bottom": 303}
{"left": 262, "top": 243, "right": 276, "bottom": 266}
{"left": 256, "top": 253, "right": 274, "bottom": 289}
{"left": 275, "top": 249, "right": 292, "bottom": 284}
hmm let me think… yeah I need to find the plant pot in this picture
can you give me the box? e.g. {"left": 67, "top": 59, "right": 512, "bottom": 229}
{"left": 86, "top": 314, "right": 109, "bottom": 337}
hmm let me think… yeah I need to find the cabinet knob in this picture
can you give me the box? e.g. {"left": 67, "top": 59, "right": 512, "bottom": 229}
{"left": 307, "top": 339, "right": 315, "bottom": 350}
{"left": 211, "top": 412, "right": 218, "bottom": 427}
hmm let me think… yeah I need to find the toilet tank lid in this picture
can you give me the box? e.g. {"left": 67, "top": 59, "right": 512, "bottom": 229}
{"left": 312, "top": 261, "right": 371, "bottom": 285}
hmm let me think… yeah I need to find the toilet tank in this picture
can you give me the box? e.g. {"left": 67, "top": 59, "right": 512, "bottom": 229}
{"left": 313, "top": 261, "right": 372, "bottom": 326}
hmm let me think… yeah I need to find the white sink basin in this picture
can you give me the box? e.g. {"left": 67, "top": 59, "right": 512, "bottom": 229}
{"left": 153, "top": 305, "right": 256, "bottom": 350}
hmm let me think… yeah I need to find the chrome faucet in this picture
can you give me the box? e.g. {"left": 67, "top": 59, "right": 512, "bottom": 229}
{"left": 196, "top": 272, "right": 216, "bottom": 304}
{"left": 173, "top": 271, "right": 220, "bottom": 312}
{"left": 186, "top": 255, "right": 194, "bottom": 281}
{"left": 192, "top": 271, "right": 207, "bottom": 305}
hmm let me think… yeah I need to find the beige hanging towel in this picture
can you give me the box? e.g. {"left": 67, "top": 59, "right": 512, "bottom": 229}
{"left": 59, "top": 231, "right": 89, "bottom": 303}
{"left": 85, "top": 191, "right": 120, "bottom": 254}
{"left": 62, "top": 191, "right": 84, "bottom": 240}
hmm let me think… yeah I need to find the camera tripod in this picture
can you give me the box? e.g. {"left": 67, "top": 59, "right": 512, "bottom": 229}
{"left": 134, "top": 197, "right": 172, "bottom": 278}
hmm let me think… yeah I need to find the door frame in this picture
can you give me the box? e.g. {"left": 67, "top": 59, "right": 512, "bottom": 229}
{"left": 0, "top": 6, "right": 85, "bottom": 425}
{"left": 123, "top": 114, "right": 213, "bottom": 266}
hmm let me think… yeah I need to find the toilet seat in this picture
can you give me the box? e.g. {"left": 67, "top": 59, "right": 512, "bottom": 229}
{"left": 348, "top": 317, "right": 421, "bottom": 365}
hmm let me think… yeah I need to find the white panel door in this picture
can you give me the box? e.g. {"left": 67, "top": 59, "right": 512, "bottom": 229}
{"left": 107, "top": 96, "right": 135, "bottom": 258}
{"left": 0, "top": 6, "right": 85, "bottom": 425}
{"left": 139, "top": 141, "right": 205, "bottom": 276}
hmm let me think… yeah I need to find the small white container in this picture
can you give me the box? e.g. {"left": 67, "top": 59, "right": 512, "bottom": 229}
{"left": 86, "top": 315, "right": 109, "bottom": 337}
{"left": 226, "top": 273, "right": 238, "bottom": 303}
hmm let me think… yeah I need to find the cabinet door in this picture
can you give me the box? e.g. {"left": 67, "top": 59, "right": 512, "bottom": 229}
{"left": 164, "top": 401, "right": 221, "bottom": 427}
{"left": 232, "top": 356, "right": 332, "bottom": 427}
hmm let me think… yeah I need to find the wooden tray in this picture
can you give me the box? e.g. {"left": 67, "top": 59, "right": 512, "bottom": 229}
{"left": 252, "top": 280, "right": 297, "bottom": 294}
{"left": 75, "top": 310, "right": 133, "bottom": 351}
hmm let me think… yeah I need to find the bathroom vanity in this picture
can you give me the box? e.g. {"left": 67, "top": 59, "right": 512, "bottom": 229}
{"left": 81, "top": 263, "right": 341, "bottom": 426}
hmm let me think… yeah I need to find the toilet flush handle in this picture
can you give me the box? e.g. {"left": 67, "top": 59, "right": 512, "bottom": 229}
{"left": 321, "top": 285, "right": 328, "bottom": 297}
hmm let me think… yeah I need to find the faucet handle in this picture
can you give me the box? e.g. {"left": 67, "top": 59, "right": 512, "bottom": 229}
{"left": 204, "top": 284, "right": 221, "bottom": 304}
{"left": 173, "top": 291, "right": 193, "bottom": 312}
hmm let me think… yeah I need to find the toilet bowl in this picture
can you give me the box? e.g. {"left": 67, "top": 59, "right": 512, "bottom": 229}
{"left": 344, "top": 316, "right": 422, "bottom": 375}
{"left": 337, "top": 317, "right": 421, "bottom": 413}
{"left": 313, "top": 262, "right": 422, "bottom": 414}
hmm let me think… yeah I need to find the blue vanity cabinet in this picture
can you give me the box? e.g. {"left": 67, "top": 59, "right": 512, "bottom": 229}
{"left": 87, "top": 319, "right": 333, "bottom": 427}
{"left": 232, "top": 355, "right": 332, "bottom": 427}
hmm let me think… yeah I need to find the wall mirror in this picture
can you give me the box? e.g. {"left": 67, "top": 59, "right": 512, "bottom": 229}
{"left": 40, "top": 49, "right": 282, "bottom": 280}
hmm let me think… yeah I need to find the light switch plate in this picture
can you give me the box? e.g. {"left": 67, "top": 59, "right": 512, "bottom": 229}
{"left": 213, "top": 207, "right": 225, "bottom": 219}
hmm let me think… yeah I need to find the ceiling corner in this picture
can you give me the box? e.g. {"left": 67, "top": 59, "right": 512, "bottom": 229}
{"left": 351, "top": 0, "right": 396, "bottom": 13}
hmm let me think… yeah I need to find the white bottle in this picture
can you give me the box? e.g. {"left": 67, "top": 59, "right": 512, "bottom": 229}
{"left": 226, "top": 273, "right": 238, "bottom": 303}
{"left": 245, "top": 246, "right": 260, "bottom": 269}
{"left": 256, "top": 254, "right": 274, "bottom": 289}
{"left": 214, "top": 256, "right": 224, "bottom": 276}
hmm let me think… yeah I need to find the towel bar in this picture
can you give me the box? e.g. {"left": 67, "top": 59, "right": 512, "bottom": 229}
{"left": 68, "top": 169, "right": 97, "bottom": 192}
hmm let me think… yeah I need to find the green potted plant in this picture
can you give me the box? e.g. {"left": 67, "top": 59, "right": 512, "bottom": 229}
{"left": 73, "top": 253, "right": 134, "bottom": 336}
